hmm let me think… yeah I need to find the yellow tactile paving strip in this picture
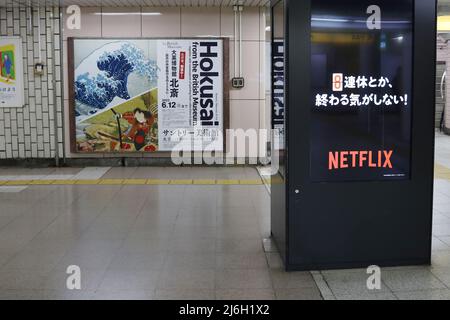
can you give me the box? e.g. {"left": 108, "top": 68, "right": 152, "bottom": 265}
{"left": 0, "top": 164, "right": 450, "bottom": 186}
{"left": 0, "top": 178, "right": 264, "bottom": 186}
{"left": 0, "top": 165, "right": 447, "bottom": 187}
{"left": 435, "top": 164, "right": 450, "bottom": 181}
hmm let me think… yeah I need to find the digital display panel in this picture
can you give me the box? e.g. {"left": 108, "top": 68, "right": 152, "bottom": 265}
{"left": 310, "top": 0, "right": 414, "bottom": 182}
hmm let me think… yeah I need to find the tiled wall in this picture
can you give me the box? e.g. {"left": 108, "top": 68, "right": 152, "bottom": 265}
{"left": 0, "top": 5, "right": 63, "bottom": 160}
{"left": 63, "top": 6, "right": 269, "bottom": 158}
{"left": 0, "top": 6, "right": 269, "bottom": 160}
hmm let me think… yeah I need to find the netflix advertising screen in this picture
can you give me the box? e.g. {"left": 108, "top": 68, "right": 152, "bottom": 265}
{"left": 310, "top": 0, "right": 414, "bottom": 182}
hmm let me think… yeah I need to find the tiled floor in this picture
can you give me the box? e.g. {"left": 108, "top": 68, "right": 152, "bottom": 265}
{"left": 0, "top": 165, "right": 321, "bottom": 300}
{"left": 0, "top": 132, "right": 449, "bottom": 300}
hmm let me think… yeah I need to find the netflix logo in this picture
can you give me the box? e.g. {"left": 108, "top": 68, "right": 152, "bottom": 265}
{"left": 328, "top": 150, "right": 393, "bottom": 170}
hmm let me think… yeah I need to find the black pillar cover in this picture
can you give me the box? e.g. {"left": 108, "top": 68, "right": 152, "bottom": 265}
{"left": 271, "top": 0, "right": 437, "bottom": 271}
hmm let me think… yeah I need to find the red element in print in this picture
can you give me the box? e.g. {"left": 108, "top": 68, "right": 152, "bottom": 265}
{"left": 332, "top": 73, "right": 343, "bottom": 92}
{"left": 135, "top": 135, "right": 145, "bottom": 144}
{"left": 144, "top": 145, "right": 156, "bottom": 152}
{"left": 179, "top": 52, "right": 186, "bottom": 80}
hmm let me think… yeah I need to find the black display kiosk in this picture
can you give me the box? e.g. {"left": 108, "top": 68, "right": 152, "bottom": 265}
{"left": 271, "top": 0, "right": 437, "bottom": 271}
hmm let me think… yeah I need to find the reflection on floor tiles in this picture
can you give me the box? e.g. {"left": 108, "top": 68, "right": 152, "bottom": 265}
{"left": 0, "top": 132, "right": 449, "bottom": 300}
{"left": 0, "top": 186, "right": 28, "bottom": 193}
{"left": 0, "top": 166, "right": 317, "bottom": 300}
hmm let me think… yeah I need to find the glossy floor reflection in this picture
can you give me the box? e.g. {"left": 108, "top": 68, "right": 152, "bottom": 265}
{"left": 0, "top": 166, "right": 321, "bottom": 300}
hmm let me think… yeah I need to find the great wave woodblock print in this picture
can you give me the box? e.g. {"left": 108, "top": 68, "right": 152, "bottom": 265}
{"left": 71, "top": 40, "right": 159, "bottom": 153}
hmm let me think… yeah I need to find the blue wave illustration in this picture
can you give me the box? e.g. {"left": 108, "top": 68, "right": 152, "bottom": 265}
{"left": 75, "top": 43, "right": 157, "bottom": 116}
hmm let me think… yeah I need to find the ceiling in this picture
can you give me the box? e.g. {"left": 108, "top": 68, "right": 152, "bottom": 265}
{"left": 1, "top": 0, "right": 270, "bottom": 7}
{"left": 3, "top": 0, "right": 448, "bottom": 10}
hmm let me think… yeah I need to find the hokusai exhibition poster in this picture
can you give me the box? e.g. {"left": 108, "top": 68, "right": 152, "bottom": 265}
{"left": 71, "top": 39, "right": 224, "bottom": 153}
{"left": 0, "top": 37, "right": 24, "bottom": 108}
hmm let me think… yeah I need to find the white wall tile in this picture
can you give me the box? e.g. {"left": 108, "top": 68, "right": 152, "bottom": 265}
{"left": 0, "top": 5, "right": 62, "bottom": 160}
{"left": 259, "top": 40, "right": 267, "bottom": 100}
{"left": 181, "top": 7, "right": 220, "bottom": 37}
{"left": 63, "top": 7, "right": 102, "bottom": 40}
{"left": 264, "top": 95, "right": 271, "bottom": 131}
{"left": 229, "top": 41, "right": 261, "bottom": 100}
{"left": 62, "top": 40, "right": 69, "bottom": 101}
{"left": 229, "top": 100, "right": 260, "bottom": 131}
{"left": 142, "top": 7, "right": 181, "bottom": 37}
{"left": 101, "top": 7, "right": 142, "bottom": 37}
{"left": 221, "top": 7, "right": 261, "bottom": 41}
{"left": 227, "top": 100, "right": 261, "bottom": 158}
